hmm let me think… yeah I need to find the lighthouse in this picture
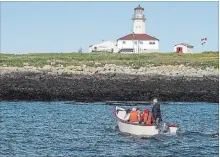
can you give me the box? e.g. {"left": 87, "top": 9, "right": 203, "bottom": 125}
{"left": 132, "top": 5, "right": 146, "bottom": 34}
{"left": 89, "top": 5, "right": 159, "bottom": 53}
{"left": 117, "top": 5, "right": 159, "bottom": 53}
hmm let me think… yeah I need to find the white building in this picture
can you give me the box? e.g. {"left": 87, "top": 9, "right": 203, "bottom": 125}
{"left": 173, "top": 43, "right": 194, "bottom": 53}
{"left": 89, "top": 40, "right": 118, "bottom": 53}
{"left": 117, "top": 34, "right": 159, "bottom": 53}
{"left": 117, "top": 5, "right": 159, "bottom": 53}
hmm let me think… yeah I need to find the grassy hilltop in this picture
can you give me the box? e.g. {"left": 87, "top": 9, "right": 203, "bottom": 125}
{"left": 0, "top": 51, "right": 219, "bottom": 69}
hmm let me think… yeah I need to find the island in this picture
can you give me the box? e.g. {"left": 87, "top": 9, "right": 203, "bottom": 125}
{"left": 0, "top": 52, "right": 219, "bottom": 103}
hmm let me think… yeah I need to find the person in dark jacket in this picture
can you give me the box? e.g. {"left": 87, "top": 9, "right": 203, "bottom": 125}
{"left": 152, "top": 98, "right": 162, "bottom": 128}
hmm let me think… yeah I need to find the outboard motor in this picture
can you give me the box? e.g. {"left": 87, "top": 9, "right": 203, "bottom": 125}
{"left": 158, "top": 121, "right": 169, "bottom": 134}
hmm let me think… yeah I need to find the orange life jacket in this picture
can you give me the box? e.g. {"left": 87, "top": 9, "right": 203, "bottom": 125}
{"left": 143, "top": 113, "right": 149, "bottom": 122}
{"left": 146, "top": 114, "right": 153, "bottom": 125}
{"left": 129, "top": 111, "right": 139, "bottom": 122}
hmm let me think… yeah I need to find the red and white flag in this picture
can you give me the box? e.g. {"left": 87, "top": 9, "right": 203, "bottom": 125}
{"left": 201, "top": 37, "right": 207, "bottom": 45}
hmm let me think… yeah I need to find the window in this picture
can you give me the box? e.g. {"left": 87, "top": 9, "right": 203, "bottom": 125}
{"left": 119, "top": 49, "right": 134, "bottom": 53}
{"left": 140, "top": 41, "right": 143, "bottom": 44}
{"left": 149, "top": 42, "right": 155, "bottom": 45}
{"left": 134, "top": 41, "right": 137, "bottom": 44}
{"left": 123, "top": 41, "right": 126, "bottom": 44}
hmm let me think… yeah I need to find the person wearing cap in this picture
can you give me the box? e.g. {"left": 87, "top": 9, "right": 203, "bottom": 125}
{"left": 129, "top": 107, "right": 139, "bottom": 123}
{"left": 141, "top": 109, "right": 149, "bottom": 123}
{"left": 152, "top": 98, "right": 162, "bottom": 128}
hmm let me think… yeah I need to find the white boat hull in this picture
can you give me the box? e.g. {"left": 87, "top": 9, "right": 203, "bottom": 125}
{"left": 114, "top": 106, "right": 178, "bottom": 136}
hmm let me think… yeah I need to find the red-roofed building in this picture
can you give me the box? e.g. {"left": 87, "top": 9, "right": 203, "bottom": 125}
{"left": 173, "top": 43, "right": 194, "bottom": 53}
{"left": 117, "top": 5, "right": 159, "bottom": 53}
{"left": 118, "top": 34, "right": 159, "bottom": 41}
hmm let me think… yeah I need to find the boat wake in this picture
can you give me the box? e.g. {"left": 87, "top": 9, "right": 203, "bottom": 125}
{"left": 177, "top": 131, "right": 219, "bottom": 138}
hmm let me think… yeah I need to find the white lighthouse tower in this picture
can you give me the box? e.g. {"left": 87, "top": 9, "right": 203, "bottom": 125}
{"left": 132, "top": 5, "right": 146, "bottom": 34}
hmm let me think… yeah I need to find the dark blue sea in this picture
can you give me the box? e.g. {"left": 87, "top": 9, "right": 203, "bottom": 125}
{"left": 0, "top": 101, "right": 219, "bottom": 157}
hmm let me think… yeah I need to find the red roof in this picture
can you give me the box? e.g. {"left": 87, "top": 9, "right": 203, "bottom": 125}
{"left": 134, "top": 5, "right": 144, "bottom": 10}
{"left": 117, "top": 34, "right": 159, "bottom": 41}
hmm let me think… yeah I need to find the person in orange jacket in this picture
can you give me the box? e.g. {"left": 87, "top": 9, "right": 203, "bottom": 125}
{"left": 129, "top": 108, "right": 140, "bottom": 123}
{"left": 141, "top": 109, "right": 149, "bottom": 124}
{"left": 146, "top": 113, "right": 153, "bottom": 125}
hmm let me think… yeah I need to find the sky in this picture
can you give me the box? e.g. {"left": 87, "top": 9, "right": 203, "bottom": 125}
{"left": 0, "top": 1, "right": 219, "bottom": 53}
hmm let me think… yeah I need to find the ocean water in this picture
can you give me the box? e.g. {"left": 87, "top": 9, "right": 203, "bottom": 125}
{"left": 0, "top": 101, "right": 218, "bottom": 157}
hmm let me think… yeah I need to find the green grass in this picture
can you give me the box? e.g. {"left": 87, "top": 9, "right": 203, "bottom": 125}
{"left": 0, "top": 51, "right": 219, "bottom": 69}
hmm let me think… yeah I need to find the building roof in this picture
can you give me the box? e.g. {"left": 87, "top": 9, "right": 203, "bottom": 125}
{"left": 117, "top": 33, "right": 159, "bottom": 41}
{"left": 89, "top": 40, "right": 116, "bottom": 47}
{"left": 174, "top": 43, "right": 194, "bottom": 48}
{"left": 134, "top": 5, "right": 144, "bottom": 10}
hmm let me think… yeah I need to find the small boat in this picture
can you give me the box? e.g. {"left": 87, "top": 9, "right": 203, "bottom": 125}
{"left": 114, "top": 106, "right": 179, "bottom": 136}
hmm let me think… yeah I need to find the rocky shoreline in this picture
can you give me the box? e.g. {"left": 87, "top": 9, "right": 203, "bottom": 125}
{"left": 0, "top": 64, "right": 219, "bottom": 103}
{"left": 1, "top": 63, "right": 219, "bottom": 77}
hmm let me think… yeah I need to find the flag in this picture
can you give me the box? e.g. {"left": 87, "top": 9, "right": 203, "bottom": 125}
{"left": 201, "top": 37, "right": 207, "bottom": 45}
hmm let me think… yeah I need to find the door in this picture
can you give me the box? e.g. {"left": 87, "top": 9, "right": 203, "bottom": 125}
{"left": 179, "top": 47, "right": 183, "bottom": 53}
{"left": 176, "top": 47, "right": 178, "bottom": 52}
{"left": 176, "top": 47, "right": 183, "bottom": 53}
